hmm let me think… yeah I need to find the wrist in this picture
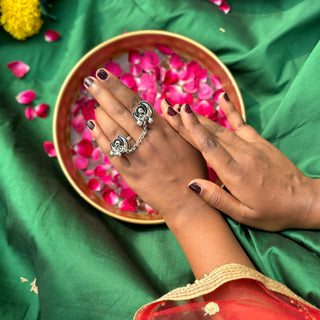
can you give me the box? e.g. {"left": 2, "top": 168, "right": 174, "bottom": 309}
{"left": 303, "top": 177, "right": 320, "bottom": 229}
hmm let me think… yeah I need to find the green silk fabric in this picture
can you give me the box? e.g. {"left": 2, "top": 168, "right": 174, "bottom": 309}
{"left": 0, "top": 0, "right": 319, "bottom": 318}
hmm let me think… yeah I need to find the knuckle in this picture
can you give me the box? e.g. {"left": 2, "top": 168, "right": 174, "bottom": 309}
{"left": 206, "top": 188, "right": 223, "bottom": 207}
{"left": 202, "top": 137, "right": 218, "bottom": 152}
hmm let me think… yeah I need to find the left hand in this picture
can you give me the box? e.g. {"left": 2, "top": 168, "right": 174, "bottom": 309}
{"left": 83, "top": 69, "right": 209, "bottom": 224}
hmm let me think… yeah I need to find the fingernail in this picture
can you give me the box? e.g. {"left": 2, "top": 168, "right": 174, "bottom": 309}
{"left": 184, "top": 104, "right": 192, "bottom": 114}
{"left": 94, "top": 102, "right": 100, "bottom": 109}
{"left": 224, "top": 92, "right": 230, "bottom": 102}
{"left": 97, "top": 69, "right": 108, "bottom": 80}
{"left": 167, "top": 106, "right": 177, "bottom": 116}
{"left": 189, "top": 182, "right": 201, "bottom": 194}
{"left": 177, "top": 104, "right": 182, "bottom": 112}
{"left": 165, "top": 99, "right": 172, "bottom": 106}
{"left": 84, "top": 77, "right": 94, "bottom": 88}
{"left": 87, "top": 120, "right": 95, "bottom": 130}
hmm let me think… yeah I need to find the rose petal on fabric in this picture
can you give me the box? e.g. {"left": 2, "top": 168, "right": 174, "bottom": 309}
{"left": 25, "top": 106, "right": 36, "bottom": 120}
{"left": 7, "top": 60, "right": 30, "bottom": 78}
{"left": 130, "top": 64, "right": 142, "bottom": 77}
{"left": 74, "top": 139, "right": 93, "bottom": 157}
{"left": 91, "top": 147, "right": 101, "bottom": 162}
{"left": 198, "top": 83, "right": 213, "bottom": 100}
{"left": 82, "top": 128, "right": 93, "bottom": 140}
{"left": 119, "top": 197, "right": 138, "bottom": 212}
{"left": 120, "top": 73, "right": 136, "bottom": 88}
{"left": 81, "top": 99, "right": 96, "bottom": 121}
{"left": 16, "top": 90, "right": 36, "bottom": 104}
{"left": 73, "top": 155, "right": 88, "bottom": 169}
{"left": 34, "top": 103, "right": 50, "bottom": 118}
{"left": 101, "top": 174, "right": 113, "bottom": 185}
{"left": 208, "top": 0, "right": 223, "bottom": 5}
{"left": 155, "top": 44, "right": 174, "bottom": 55}
{"left": 164, "top": 70, "right": 179, "bottom": 85}
{"left": 87, "top": 178, "right": 101, "bottom": 191}
{"left": 71, "top": 114, "right": 86, "bottom": 133}
{"left": 128, "top": 49, "right": 140, "bottom": 64}
{"left": 139, "top": 73, "right": 155, "bottom": 91}
{"left": 145, "top": 203, "right": 158, "bottom": 214}
{"left": 104, "top": 61, "right": 122, "bottom": 78}
{"left": 120, "top": 186, "right": 136, "bottom": 198}
{"left": 210, "top": 75, "right": 222, "bottom": 89}
{"left": 140, "top": 51, "right": 159, "bottom": 72}
{"left": 84, "top": 169, "right": 94, "bottom": 176}
{"left": 94, "top": 165, "right": 107, "bottom": 177}
{"left": 44, "top": 29, "right": 61, "bottom": 42}
{"left": 219, "top": 1, "right": 231, "bottom": 14}
{"left": 213, "top": 89, "right": 225, "bottom": 102}
{"left": 102, "top": 188, "right": 119, "bottom": 205}
{"left": 169, "top": 53, "right": 185, "bottom": 70}
{"left": 43, "top": 141, "right": 57, "bottom": 157}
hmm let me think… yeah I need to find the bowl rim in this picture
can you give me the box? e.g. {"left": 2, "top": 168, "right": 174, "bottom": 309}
{"left": 53, "top": 30, "right": 245, "bottom": 225}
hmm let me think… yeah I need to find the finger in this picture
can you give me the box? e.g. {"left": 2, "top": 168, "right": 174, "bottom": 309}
{"left": 180, "top": 104, "right": 237, "bottom": 173}
{"left": 218, "top": 92, "right": 258, "bottom": 141}
{"left": 188, "top": 179, "right": 253, "bottom": 223}
{"left": 83, "top": 76, "right": 142, "bottom": 140}
{"left": 86, "top": 119, "right": 129, "bottom": 168}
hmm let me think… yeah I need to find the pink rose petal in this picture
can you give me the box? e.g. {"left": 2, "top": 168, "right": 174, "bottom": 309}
{"left": 199, "top": 68, "right": 208, "bottom": 82}
{"left": 210, "top": 75, "right": 222, "bottom": 89}
{"left": 104, "top": 61, "right": 122, "bottom": 78}
{"left": 140, "top": 51, "right": 159, "bottom": 72}
{"left": 102, "top": 188, "right": 118, "bottom": 205}
{"left": 87, "top": 178, "right": 101, "bottom": 191}
{"left": 163, "top": 70, "right": 179, "bottom": 85}
{"left": 213, "top": 89, "right": 225, "bottom": 102}
{"left": 153, "top": 98, "right": 162, "bottom": 115}
{"left": 119, "top": 197, "right": 138, "bottom": 212}
{"left": 34, "top": 103, "right": 50, "bottom": 118}
{"left": 169, "top": 54, "right": 185, "bottom": 70}
{"left": 71, "top": 114, "right": 86, "bottom": 133}
{"left": 73, "top": 155, "right": 88, "bottom": 169}
{"left": 155, "top": 66, "right": 166, "bottom": 82}
{"left": 103, "top": 155, "right": 111, "bottom": 165}
{"left": 139, "top": 73, "right": 155, "bottom": 91}
{"left": 101, "top": 175, "right": 113, "bottom": 185}
{"left": 219, "top": 1, "right": 231, "bottom": 14}
{"left": 44, "top": 29, "right": 61, "bottom": 42}
{"left": 25, "top": 107, "right": 36, "bottom": 120}
{"left": 74, "top": 139, "right": 93, "bottom": 157}
{"left": 182, "top": 76, "right": 199, "bottom": 93}
{"left": 161, "top": 86, "right": 185, "bottom": 105}
{"left": 209, "top": 0, "right": 223, "bottom": 5}
{"left": 44, "top": 141, "right": 57, "bottom": 157}
{"left": 198, "top": 83, "right": 213, "bottom": 100}
{"left": 185, "top": 93, "right": 194, "bottom": 106}
{"left": 145, "top": 203, "right": 158, "bottom": 214}
{"left": 71, "top": 97, "right": 89, "bottom": 116}
{"left": 7, "top": 61, "right": 30, "bottom": 78}
{"left": 82, "top": 128, "right": 93, "bottom": 140}
{"left": 128, "top": 49, "right": 140, "bottom": 64}
{"left": 120, "top": 186, "right": 136, "bottom": 198}
{"left": 16, "top": 90, "right": 36, "bottom": 104}
{"left": 94, "top": 165, "right": 107, "bottom": 177}
{"left": 81, "top": 99, "right": 96, "bottom": 121}
{"left": 120, "top": 73, "right": 136, "bottom": 88}
{"left": 91, "top": 147, "right": 101, "bottom": 162}
{"left": 129, "top": 64, "right": 142, "bottom": 77}
{"left": 155, "top": 44, "right": 174, "bottom": 55}
{"left": 84, "top": 169, "right": 94, "bottom": 176}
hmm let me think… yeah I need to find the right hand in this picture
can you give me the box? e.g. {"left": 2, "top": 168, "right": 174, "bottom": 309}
{"left": 161, "top": 93, "right": 320, "bottom": 231}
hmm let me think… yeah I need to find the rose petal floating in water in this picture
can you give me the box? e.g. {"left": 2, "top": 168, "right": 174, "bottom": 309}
{"left": 102, "top": 188, "right": 118, "bottom": 205}
{"left": 44, "top": 141, "right": 57, "bottom": 157}
{"left": 71, "top": 114, "right": 86, "bottom": 133}
{"left": 94, "top": 165, "right": 107, "bottom": 177}
{"left": 73, "top": 155, "right": 88, "bottom": 169}
{"left": 44, "top": 29, "right": 61, "bottom": 42}
{"left": 87, "top": 178, "right": 101, "bottom": 191}
{"left": 119, "top": 197, "right": 138, "bottom": 212}
{"left": 7, "top": 60, "right": 30, "bottom": 78}
{"left": 140, "top": 51, "right": 159, "bottom": 72}
{"left": 155, "top": 44, "right": 174, "bottom": 55}
{"left": 16, "top": 90, "right": 36, "bottom": 104}
{"left": 74, "top": 139, "right": 93, "bottom": 157}
{"left": 91, "top": 147, "right": 101, "bottom": 162}
{"left": 210, "top": 75, "right": 222, "bottom": 89}
{"left": 121, "top": 73, "right": 136, "bottom": 88}
{"left": 104, "top": 61, "right": 122, "bottom": 78}
{"left": 128, "top": 49, "right": 140, "bottom": 64}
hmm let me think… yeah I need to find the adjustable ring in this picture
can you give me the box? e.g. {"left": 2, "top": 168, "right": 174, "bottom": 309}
{"left": 110, "top": 135, "right": 131, "bottom": 157}
{"left": 132, "top": 101, "right": 154, "bottom": 126}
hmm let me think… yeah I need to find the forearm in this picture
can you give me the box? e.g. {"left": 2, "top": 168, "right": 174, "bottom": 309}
{"left": 164, "top": 199, "right": 255, "bottom": 279}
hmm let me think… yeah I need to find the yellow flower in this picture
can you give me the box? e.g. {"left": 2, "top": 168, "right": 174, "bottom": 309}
{"left": 0, "top": 0, "right": 43, "bottom": 40}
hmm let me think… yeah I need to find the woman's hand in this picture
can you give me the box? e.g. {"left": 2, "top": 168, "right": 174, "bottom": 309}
{"left": 161, "top": 93, "right": 320, "bottom": 231}
{"left": 83, "top": 69, "right": 209, "bottom": 225}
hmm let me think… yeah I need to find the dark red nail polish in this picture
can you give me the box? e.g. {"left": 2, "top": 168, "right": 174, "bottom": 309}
{"left": 165, "top": 99, "right": 172, "bottom": 106}
{"left": 189, "top": 182, "right": 201, "bottom": 194}
{"left": 97, "top": 69, "right": 108, "bottom": 80}
{"left": 84, "top": 77, "right": 94, "bottom": 88}
{"left": 94, "top": 102, "right": 100, "bottom": 109}
{"left": 177, "top": 104, "right": 182, "bottom": 112}
{"left": 167, "top": 106, "right": 177, "bottom": 116}
{"left": 184, "top": 104, "right": 192, "bottom": 114}
{"left": 224, "top": 93, "right": 230, "bottom": 102}
{"left": 87, "top": 120, "right": 95, "bottom": 130}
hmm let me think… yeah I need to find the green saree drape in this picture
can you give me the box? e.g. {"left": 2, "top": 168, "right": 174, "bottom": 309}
{"left": 0, "top": 0, "right": 319, "bottom": 319}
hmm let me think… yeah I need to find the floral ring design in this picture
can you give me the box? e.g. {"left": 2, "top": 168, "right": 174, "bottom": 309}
{"left": 132, "top": 101, "right": 154, "bottom": 126}
{"left": 110, "top": 135, "right": 131, "bottom": 157}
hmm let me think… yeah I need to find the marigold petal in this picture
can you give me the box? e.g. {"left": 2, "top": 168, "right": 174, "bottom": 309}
{"left": 104, "top": 61, "right": 122, "bottom": 78}
{"left": 43, "top": 141, "right": 57, "bottom": 157}
{"left": 16, "top": 90, "right": 36, "bottom": 104}
{"left": 7, "top": 60, "right": 30, "bottom": 78}
{"left": 25, "top": 106, "right": 36, "bottom": 120}
{"left": 44, "top": 29, "right": 61, "bottom": 42}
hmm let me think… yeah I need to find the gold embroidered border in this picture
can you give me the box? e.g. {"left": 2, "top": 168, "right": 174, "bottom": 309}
{"left": 134, "top": 263, "right": 318, "bottom": 319}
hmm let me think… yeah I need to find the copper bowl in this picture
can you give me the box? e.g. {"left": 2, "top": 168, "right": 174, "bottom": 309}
{"left": 53, "top": 30, "right": 245, "bottom": 224}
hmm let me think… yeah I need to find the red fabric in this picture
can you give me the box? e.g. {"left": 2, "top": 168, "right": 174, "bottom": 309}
{"left": 136, "top": 279, "right": 320, "bottom": 319}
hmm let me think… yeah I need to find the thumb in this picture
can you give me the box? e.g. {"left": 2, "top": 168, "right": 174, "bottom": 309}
{"left": 188, "top": 179, "right": 252, "bottom": 222}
